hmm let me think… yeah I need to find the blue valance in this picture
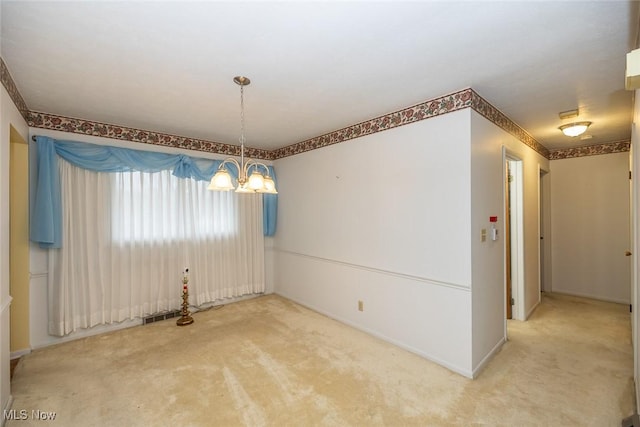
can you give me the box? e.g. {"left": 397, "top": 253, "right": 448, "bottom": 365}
{"left": 30, "top": 136, "right": 277, "bottom": 248}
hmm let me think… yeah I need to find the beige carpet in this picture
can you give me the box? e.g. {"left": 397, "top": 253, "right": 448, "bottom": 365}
{"left": 7, "top": 293, "right": 634, "bottom": 426}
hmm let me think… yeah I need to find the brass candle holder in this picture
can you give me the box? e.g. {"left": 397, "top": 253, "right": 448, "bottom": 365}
{"left": 177, "top": 273, "right": 194, "bottom": 326}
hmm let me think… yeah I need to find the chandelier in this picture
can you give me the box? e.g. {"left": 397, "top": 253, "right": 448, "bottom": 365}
{"left": 207, "top": 76, "right": 277, "bottom": 194}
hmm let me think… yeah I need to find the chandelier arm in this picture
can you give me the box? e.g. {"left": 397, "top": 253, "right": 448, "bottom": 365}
{"left": 242, "top": 158, "right": 253, "bottom": 179}
{"left": 246, "top": 161, "right": 272, "bottom": 176}
{"left": 219, "top": 158, "right": 241, "bottom": 175}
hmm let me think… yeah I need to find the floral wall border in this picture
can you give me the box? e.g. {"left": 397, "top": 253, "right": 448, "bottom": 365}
{"left": 271, "top": 89, "right": 475, "bottom": 159}
{"left": 5, "top": 50, "right": 619, "bottom": 163}
{"left": 470, "top": 91, "right": 550, "bottom": 158}
{"left": 0, "top": 57, "right": 29, "bottom": 122}
{"left": 27, "top": 111, "right": 272, "bottom": 160}
{"left": 270, "top": 88, "right": 550, "bottom": 160}
{"left": 548, "top": 140, "right": 631, "bottom": 160}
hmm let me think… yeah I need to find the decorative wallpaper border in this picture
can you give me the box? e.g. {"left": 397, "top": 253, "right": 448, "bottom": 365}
{"left": 27, "top": 111, "right": 272, "bottom": 160}
{"left": 270, "top": 88, "right": 551, "bottom": 160}
{"left": 470, "top": 91, "right": 550, "bottom": 158}
{"left": 2, "top": 52, "right": 625, "bottom": 162}
{"left": 0, "top": 57, "right": 29, "bottom": 122}
{"left": 548, "top": 140, "right": 631, "bottom": 160}
{"left": 271, "top": 89, "right": 474, "bottom": 159}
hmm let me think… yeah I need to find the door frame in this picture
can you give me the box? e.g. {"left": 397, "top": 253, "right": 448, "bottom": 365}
{"left": 504, "top": 149, "right": 525, "bottom": 321}
{"left": 539, "top": 166, "right": 551, "bottom": 293}
{"left": 505, "top": 160, "right": 513, "bottom": 319}
{"left": 630, "top": 127, "right": 639, "bottom": 411}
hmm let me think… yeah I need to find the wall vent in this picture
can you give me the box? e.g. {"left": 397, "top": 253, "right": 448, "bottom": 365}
{"left": 143, "top": 310, "right": 181, "bottom": 325}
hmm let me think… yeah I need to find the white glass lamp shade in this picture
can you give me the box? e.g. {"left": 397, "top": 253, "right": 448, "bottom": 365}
{"left": 248, "top": 171, "right": 265, "bottom": 191}
{"left": 235, "top": 181, "right": 254, "bottom": 193}
{"left": 261, "top": 176, "right": 278, "bottom": 194}
{"left": 208, "top": 169, "right": 234, "bottom": 191}
{"left": 559, "top": 121, "right": 591, "bottom": 137}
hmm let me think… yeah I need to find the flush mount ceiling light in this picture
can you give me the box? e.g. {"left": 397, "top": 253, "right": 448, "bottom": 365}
{"left": 557, "top": 108, "right": 591, "bottom": 137}
{"left": 208, "top": 76, "right": 277, "bottom": 194}
{"left": 559, "top": 121, "right": 592, "bottom": 137}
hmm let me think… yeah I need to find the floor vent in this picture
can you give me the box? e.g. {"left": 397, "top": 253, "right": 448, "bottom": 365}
{"left": 143, "top": 310, "right": 181, "bottom": 325}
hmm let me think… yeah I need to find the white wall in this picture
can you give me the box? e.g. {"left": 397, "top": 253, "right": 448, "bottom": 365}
{"left": 632, "top": 87, "right": 640, "bottom": 413}
{"left": 273, "top": 108, "right": 548, "bottom": 377}
{"left": 274, "top": 111, "right": 475, "bottom": 376}
{"left": 0, "top": 84, "right": 29, "bottom": 416}
{"left": 274, "top": 114, "right": 472, "bottom": 285}
{"left": 469, "top": 112, "right": 507, "bottom": 371}
{"left": 550, "top": 152, "right": 630, "bottom": 304}
{"left": 469, "top": 111, "right": 549, "bottom": 371}
{"left": 27, "top": 128, "right": 276, "bottom": 349}
{"left": 540, "top": 170, "right": 552, "bottom": 292}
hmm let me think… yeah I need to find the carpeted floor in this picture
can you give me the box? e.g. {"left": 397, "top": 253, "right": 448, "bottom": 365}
{"left": 7, "top": 292, "right": 634, "bottom": 426}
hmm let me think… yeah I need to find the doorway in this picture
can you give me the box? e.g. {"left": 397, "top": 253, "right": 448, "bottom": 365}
{"left": 9, "top": 127, "right": 29, "bottom": 357}
{"left": 539, "top": 168, "right": 551, "bottom": 293}
{"left": 505, "top": 153, "right": 524, "bottom": 320}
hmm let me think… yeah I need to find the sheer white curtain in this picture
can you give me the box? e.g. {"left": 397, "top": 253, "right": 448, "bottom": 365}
{"left": 48, "top": 158, "right": 265, "bottom": 336}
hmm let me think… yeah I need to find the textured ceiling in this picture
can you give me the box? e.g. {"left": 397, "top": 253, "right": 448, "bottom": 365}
{"left": 1, "top": 1, "right": 637, "bottom": 152}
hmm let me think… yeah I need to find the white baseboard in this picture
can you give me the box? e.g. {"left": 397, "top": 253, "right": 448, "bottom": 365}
{"left": 636, "top": 376, "right": 640, "bottom": 418}
{"left": 472, "top": 337, "right": 505, "bottom": 379}
{"left": 31, "top": 318, "right": 143, "bottom": 350}
{"left": 193, "top": 293, "right": 264, "bottom": 312}
{"left": 551, "top": 289, "right": 629, "bottom": 305}
{"left": 2, "top": 395, "right": 14, "bottom": 427}
{"left": 274, "top": 291, "right": 474, "bottom": 379}
{"left": 10, "top": 349, "right": 31, "bottom": 360}
{"left": 525, "top": 299, "right": 541, "bottom": 320}
{"left": 0, "top": 296, "right": 12, "bottom": 315}
{"left": 32, "top": 293, "right": 266, "bottom": 350}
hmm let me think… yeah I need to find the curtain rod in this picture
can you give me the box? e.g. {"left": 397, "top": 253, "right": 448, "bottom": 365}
{"left": 31, "top": 135, "right": 37, "bottom": 141}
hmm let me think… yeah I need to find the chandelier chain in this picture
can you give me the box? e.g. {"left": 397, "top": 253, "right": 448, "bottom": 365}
{"left": 239, "top": 85, "right": 246, "bottom": 147}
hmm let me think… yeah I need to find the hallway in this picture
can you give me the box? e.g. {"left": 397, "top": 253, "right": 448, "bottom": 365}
{"left": 484, "top": 292, "right": 634, "bottom": 425}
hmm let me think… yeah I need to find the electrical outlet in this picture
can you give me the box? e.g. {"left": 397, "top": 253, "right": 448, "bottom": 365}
{"left": 481, "top": 229, "right": 487, "bottom": 242}
{"left": 358, "top": 300, "right": 364, "bottom": 312}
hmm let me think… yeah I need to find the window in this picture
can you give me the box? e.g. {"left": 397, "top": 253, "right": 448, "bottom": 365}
{"left": 49, "top": 160, "right": 265, "bottom": 336}
{"left": 111, "top": 169, "right": 237, "bottom": 244}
